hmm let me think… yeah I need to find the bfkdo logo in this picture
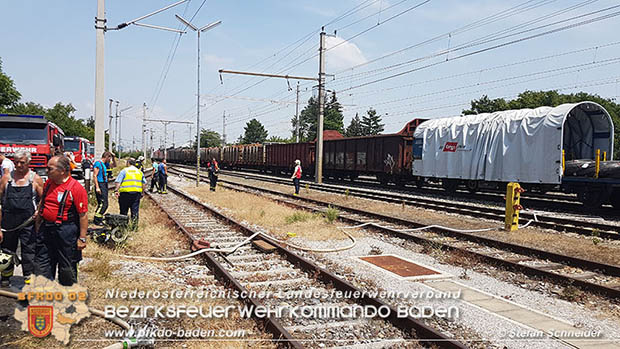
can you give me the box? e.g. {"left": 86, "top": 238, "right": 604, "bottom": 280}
{"left": 28, "top": 306, "right": 54, "bottom": 338}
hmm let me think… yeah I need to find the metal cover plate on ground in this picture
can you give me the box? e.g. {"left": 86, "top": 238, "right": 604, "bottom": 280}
{"left": 358, "top": 254, "right": 451, "bottom": 281}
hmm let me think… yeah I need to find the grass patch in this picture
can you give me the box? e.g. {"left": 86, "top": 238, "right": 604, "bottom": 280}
{"left": 186, "top": 186, "right": 363, "bottom": 241}
{"left": 323, "top": 205, "right": 339, "bottom": 223}
{"left": 285, "top": 211, "right": 315, "bottom": 224}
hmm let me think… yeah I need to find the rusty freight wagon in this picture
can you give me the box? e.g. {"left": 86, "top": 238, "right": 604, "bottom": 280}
{"left": 265, "top": 142, "right": 313, "bottom": 175}
{"left": 322, "top": 119, "right": 426, "bottom": 184}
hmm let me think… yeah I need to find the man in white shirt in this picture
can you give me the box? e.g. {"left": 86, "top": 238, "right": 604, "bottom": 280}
{"left": 0, "top": 153, "right": 15, "bottom": 177}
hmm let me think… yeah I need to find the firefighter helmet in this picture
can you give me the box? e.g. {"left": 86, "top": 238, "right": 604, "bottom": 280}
{"left": 0, "top": 250, "right": 12, "bottom": 273}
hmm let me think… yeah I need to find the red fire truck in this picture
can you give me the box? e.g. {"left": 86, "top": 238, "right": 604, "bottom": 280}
{"left": 0, "top": 113, "right": 65, "bottom": 179}
{"left": 64, "top": 136, "right": 90, "bottom": 177}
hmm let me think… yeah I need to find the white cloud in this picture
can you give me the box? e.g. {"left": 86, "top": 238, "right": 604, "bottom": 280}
{"left": 203, "top": 54, "right": 233, "bottom": 67}
{"left": 325, "top": 36, "right": 367, "bottom": 71}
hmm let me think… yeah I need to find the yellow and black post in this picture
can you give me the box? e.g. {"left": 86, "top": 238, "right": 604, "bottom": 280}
{"left": 505, "top": 182, "right": 524, "bottom": 231}
{"left": 595, "top": 149, "right": 601, "bottom": 179}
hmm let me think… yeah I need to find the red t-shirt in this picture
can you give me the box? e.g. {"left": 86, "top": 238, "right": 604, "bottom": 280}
{"left": 40, "top": 177, "right": 88, "bottom": 222}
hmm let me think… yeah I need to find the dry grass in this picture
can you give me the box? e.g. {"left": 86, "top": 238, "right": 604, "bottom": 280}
{"left": 226, "top": 175, "right": 620, "bottom": 267}
{"left": 185, "top": 185, "right": 364, "bottom": 242}
{"left": 5, "top": 190, "right": 275, "bottom": 349}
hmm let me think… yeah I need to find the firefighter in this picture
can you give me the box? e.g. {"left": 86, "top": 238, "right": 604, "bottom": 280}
{"left": 150, "top": 158, "right": 159, "bottom": 193}
{"left": 135, "top": 156, "right": 145, "bottom": 173}
{"left": 34, "top": 156, "right": 88, "bottom": 286}
{"left": 158, "top": 159, "right": 168, "bottom": 194}
{"left": 291, "top": 159, "right": 302, "bottom": 196}
{"left": 92, "top": 151, "right": 115, "bottom": 225}
{"left": 114, "top": 158, "right": 146, "bottom": 224}
{"left": 207, "top": 158, "right": 219, "bottom": 191}
{"left": 0, "top": 150, "right": 44, "bottom": 287}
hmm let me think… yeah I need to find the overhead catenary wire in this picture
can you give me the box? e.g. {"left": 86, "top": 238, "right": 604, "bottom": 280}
{"left": 332, "top": 0, "right": 607, "bottom": 85}
{"left": 337, "top": 7, "right": 620, "bottom": 93}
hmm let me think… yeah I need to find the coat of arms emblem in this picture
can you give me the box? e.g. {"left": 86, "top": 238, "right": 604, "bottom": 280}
{"left": 28, "top": 306, "right": 53, "bottom": 337}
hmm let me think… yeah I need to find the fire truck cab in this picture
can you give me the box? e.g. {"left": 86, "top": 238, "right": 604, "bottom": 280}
{"left": 64, "top": 136, "right": 90, "bottom": 177}
{"left": 0, "top": 114, "right": 65, "bottom": 180}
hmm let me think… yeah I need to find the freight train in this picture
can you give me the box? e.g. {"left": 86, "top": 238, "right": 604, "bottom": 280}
{"left": 155, "top": 102, "right": 620, "bottom": 210}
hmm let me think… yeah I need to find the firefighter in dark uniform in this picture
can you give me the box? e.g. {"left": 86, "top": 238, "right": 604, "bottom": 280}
{"left": 0, "top": 150, "right": 44, "bottom": 287}
{"left": 135, "top": 156, "right": 145, "bottom": 173}
{"left": 34, "top": 156, "right": 88, "bottom": 286}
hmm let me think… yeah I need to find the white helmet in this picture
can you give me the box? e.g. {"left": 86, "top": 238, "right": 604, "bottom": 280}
{"left": 0, "top": 250, "right": 12, "bottom": 273}
{"left": 138, "top": 156, "right": 145, "bottom": 161}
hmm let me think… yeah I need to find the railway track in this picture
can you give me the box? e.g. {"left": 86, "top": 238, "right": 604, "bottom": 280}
{"left": 145, "top": 184, "right": 467, "bottom": 348}
{"left": 168, "top": 167, "right": 620, "bottom": 301}
{"left": 189, "top": 165, "right": 619, "bottom": 214}
{"left": 171, "top": 164, "right": 620, "bottom": 241}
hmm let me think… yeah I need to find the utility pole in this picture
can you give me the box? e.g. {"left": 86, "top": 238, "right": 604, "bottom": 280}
{"left": 221, "top": 111, "right": 225, "bottom": 145}
{"left": 189, "top": 125, "right": 192, "bottom": 147}
{"left": 142, "top": 102, "right": 147, "bottom": 160}
{"left": 175, "top": 15, "right": 222, "bottom": 188}
{"left": 150, "top": 128, "right": 154, "bottom": 158}
{"left": 108, "top": 99, "right": 115, "bottom": 152}
{"left": 116, "top": 104, "right": 132, "bottom": 158}
{"left": 172, "top": 130, "right": 175, "bottom": 148}
{"left": 132, "top": 136, "right": 135, "bottom": 152}
{"left": 316, "top": 30, "right": 326, "bottom": 183}
{"left": 218, "top": 31, "right": 329, "bottom": 183}
{"left": 114, "top": 101, "right": 119, "bottom": 154}
{"left": 295, "top": 82, "right": 300, "bottom": 143}
{"left": 94, "top": 0, "right": 106, "bottom": 158}
{"left": 144, "top": 119, "right": 192, "bottom": 160}
{"left": 218, "top": 72, "right": 318, "bottom": 174}
{"left": 93, "top": 0, "right": 188, "bottom": 159}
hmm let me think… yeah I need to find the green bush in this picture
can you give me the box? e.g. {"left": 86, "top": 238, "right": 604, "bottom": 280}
{"left": 285, "top": 211, "right": 314, "bottom": 224}
{"left": 323, "top": 205, "right": 339, "bottom": 223}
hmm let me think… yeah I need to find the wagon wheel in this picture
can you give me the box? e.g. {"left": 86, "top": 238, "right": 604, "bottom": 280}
{"left": 465, "top": 180, "right": 479, "bottom": 193}
{"left": 441, "top": 179, "right": 458, "bottom": 193}
{"left": 578, "top": 185, "right": 609, "bottom": 209}
{"left": 610, "top": 189, "right": 620, "bottom": 210}
{"left": 415, "top": 179, "right": 425, "bottom": 189}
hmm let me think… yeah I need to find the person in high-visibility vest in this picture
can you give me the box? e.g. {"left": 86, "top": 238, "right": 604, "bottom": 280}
{"left": 291, "top": 159, "right": 302, "bottom": 196}
{"left": 113, "top": 158, "right": 146, "bottom": 224}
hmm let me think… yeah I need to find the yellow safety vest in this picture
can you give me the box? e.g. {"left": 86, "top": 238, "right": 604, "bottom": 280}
{"left": 119, "top": 166, "right": 144, "bottom": 193}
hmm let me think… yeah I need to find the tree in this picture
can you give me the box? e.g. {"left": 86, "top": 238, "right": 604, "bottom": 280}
{"left": 462, "top": 95, "right": 509, "bottom": 115}
{"left": 266, "top": 135, "right": 293, "bottom": 143}
{"left": 345, "top": 113, "right": 364, "bottom": 137}
{"left": 0, "top": 58, "right": 21, "bottom": 111}
{"left": 242, "top": 118, "right": 268, "bottom": 144}
{"left": 360, "top": 108, "right": 384, "bottom": 135}
{"left": 197, "top": 129, "right": 222, "bottom": 148}
{"left": 463, "top": 90, "right": 620, "bottom": 159}
{"left": 292, "top": 91, "right": 345, "bottom": 141}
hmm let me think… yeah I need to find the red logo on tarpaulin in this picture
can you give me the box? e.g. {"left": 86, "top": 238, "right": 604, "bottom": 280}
{"left": 28, "top": 306, "right": 53, "bottom": 338}
{"left": 443, "top": 142, "right": 458, "bottom": 152}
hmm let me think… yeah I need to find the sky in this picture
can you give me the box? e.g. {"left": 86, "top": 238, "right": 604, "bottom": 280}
{"left": 1, "top": 0, "right": 619, "bottom": 149}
